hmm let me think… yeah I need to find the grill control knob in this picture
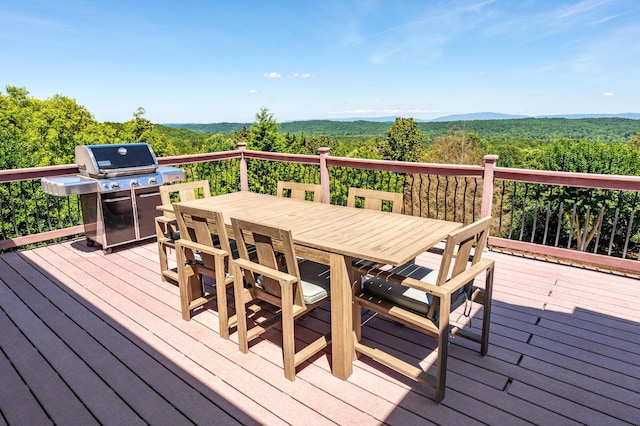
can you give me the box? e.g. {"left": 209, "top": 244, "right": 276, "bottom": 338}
{"left": 110, "top": 181, "right": 119, "bottom": 189}
{"left": 130, "top": 179, "right": 139, "bottom": 186}
{"left": 149, "top": 177, "right": 157, "bottom": 184}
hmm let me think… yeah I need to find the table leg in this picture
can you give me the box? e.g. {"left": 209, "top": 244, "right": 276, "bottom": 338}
{"left": 330, "top": 253, "right": 354, "bottom": 379}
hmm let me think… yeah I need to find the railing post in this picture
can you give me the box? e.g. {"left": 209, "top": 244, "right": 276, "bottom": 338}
{"left": 481, "top": 155, "right": 498, "bottom": 218}
{"left": 319, "top": 147, "right": 330, "bottom": 204}
{"left": 238, "top": 143, "right": 248, "bottom": 192}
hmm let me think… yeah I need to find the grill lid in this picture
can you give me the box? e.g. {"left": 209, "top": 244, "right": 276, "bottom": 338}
{"left": 76, "top": 143, "right": 158, "bottom": 178}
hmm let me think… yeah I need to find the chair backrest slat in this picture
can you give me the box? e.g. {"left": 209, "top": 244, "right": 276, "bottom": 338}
{"left": 435, "top": 216, "right": 492, "bottom": 287}
{"left": 276, "top": 181, "right": 321, "bottom": 202}
{"left": 174, "top": 204, "right": 230, "bottom": 270}
{"left": 430, "top": 216, "right": 491, "bottom": 318}
{"left": 347, "top": 187, "right": 403, "bottom": 213}
{"left": 160, "top": 180, "right": 211, "bottom": 218}
{"left": 232, "top": 217, "right": 304, "bottom": 306}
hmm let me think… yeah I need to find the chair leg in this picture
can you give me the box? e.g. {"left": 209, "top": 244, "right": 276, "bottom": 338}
{"left": 216, "top": 256, "right": 230, "bottom": 339}
{"left": 480, "top": 265, "right": 494, "bottom": 356}
{"left": 435, "top": 297, "right": 451, "bottom": 403}
{"left": 434, "top": 331, "right": 449, "bottom": 403}
{"left": 157, "top": 240, "right": 169, "bottom": 282}
{"left": 233, "top": 274, "right": 249, "bottom": 354}
{"left": 281, "top": 283, "right": 296, "bottom": 381}
{"left": 176, "top": 244, "right": 192, "bottom": 320}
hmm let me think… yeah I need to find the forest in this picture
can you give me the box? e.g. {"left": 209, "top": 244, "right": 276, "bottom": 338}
{"left": 2, "top": 86, "right": 640, "bottom": 177}
{"left": 2, "top": 86, "right": 640, "bottom": 258}
{"left": 169, "top": 116, "right": 640, "bottom": 143}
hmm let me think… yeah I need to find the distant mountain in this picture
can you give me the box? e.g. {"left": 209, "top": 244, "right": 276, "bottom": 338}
{"left": 430, "top": 112, "right": 528, "bottom": 122}
{"left": 308, "top": 112, "right": 640, "bottom": 122}
{"left": 534, "top": 113, "right": 640, "bottom": 120}
{"left": 428, "top": 112, "right": 640, "bottom": 122}
{"left": 163, "top": 112, "right": 640, "bottom": 131}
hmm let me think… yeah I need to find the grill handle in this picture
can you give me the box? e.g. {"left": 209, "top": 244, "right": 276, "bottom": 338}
{"left": 103, "top": 196, "right": 132, "bottom": 203}
{"left": 137, "top": 191, "right": 161, "bottom": 198}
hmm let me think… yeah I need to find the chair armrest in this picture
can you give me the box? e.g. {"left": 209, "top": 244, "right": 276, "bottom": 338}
{"left": 175, "top": 240, "right": 228, "bottom": 258}
{"left": 155, "top": 216, "right": 177, "bottom": 226}
{"left": 233, "top": 258, "right": 297, "bottom": 286}
{"left": 435, "top": 259, "right": 494, "bottom": 296}
{"left": 361, "top": 259, "right": 494, "bottom": 298}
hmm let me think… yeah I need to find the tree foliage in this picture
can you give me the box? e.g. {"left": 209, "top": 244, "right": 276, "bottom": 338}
{"left": 249, "top": 107, "right": 282, "bottom": 152}
{"left": 424, "top": 129, "right": 486, "bottom": 165}
{"left": 378, "top": 117, "right": 423, "bottom": 162}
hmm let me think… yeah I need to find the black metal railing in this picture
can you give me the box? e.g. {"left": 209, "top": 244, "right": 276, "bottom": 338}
{"left": 2, "top": 148, "right": 640, "bottom": 273}
{"left": 495, "top": 180, "right": 639, "bottom": 259}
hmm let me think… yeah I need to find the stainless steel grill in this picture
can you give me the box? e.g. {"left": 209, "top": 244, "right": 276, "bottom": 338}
{"left": 42, "top": 143, "right": 185, "bottom": 253}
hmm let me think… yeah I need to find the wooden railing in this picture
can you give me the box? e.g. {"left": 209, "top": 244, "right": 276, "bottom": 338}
{"left": 2, "top": 145, "right": 639, "bottom": 274}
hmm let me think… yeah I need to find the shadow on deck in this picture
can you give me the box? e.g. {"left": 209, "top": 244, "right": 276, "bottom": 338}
{"left": 0, "top": 238, "right": 638, "bottom": 425}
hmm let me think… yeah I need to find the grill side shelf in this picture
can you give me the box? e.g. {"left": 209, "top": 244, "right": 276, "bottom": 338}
{"left": 41, "top": 176, "right": 98, "bottom": 196}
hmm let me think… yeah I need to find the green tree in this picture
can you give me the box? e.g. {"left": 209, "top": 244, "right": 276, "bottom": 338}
{"left": 0, "top": 86, "right": 109, "bottom": 167}
{"left": 425, "top": 130, "right": 485, "bottom": 165}
{"left": 249, "top": 107, "right": 283, "bottom": 152}
{"left": 628, "top": 132, "right": 640, "bottom": 150}
{"left": 121, "top": 107, "right": 178, "bottom": 157}
{"left": 232, "top": 126, "right": 251, "bottom": 147}
{"left": 303, "top": 134, "right": 340, "bottom": 155}
{"left": 378, "top": 117, "right": 423, "bottom": 162}
{"left": 513, "top": 139, "right": 640, "bottom": 252}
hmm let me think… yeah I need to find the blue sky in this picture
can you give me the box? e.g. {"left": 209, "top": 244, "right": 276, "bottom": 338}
{"left": 2, "top": 0, "right": 639, "bottom": 123}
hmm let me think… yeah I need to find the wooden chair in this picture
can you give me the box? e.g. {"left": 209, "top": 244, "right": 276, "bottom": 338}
{"left": 352, "top": 216, "right": 494, "bottom": 402}
{"left": 348, "top": 187, "right": 403, "bottom": 269}
{"left": 347, "top": 187, "right": 403, "bottom": 213}
{"left": 276, "top": 181, "right": 322, "bottom": 202}
{"left": 156, "top": 180, "right": 211, "bottom": 282}
{"left": 173, "top": 203, "right": 237, "bottom": 338}
{"left": 231, "top": 217, "right": 331, "bottom": 380}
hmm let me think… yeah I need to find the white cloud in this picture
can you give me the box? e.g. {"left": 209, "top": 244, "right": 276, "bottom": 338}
{"left": 248, "top": 89, "right": 258, "bottom": 94}
{"left": 602, "top": 92, "right": 614, "bottom": 97}
{"left": 264, "top": 72, "right": 312, "bottom": 79}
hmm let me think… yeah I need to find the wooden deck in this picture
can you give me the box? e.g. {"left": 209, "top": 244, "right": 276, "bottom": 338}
{"left": 1, "top": 238, "right": 639, "bottom": 425}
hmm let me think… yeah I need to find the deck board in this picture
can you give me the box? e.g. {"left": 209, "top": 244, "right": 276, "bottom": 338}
{"left": 1, "top": 238, "right": 639, "bottom": 425}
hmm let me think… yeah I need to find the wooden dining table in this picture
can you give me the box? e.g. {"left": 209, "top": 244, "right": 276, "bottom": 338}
{"left": 160, "top": 191, "right": 462, "bottom": 380}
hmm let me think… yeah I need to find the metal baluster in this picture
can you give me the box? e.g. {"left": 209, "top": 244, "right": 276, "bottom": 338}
{"left": 8, "top": 183, "right": 19, "bottom": 237}
{"left": 426, "top": 174, "right": 432, "bottom": 218}
{"left": 435, "top": 175, "right": 441, "bottom": 220}
{"left": 530, "top": 184, "right": 541, "bottom": 243}
{"left": 442, "top": 176, "right": 449, "bottom": 221}
{"left": 519, "top": 184, "right": 528, "bottom": 241}
{"left": 462, "top": 177, "right": 468, "bottom": 223}
{"left": 20, "top": 181, "right": 32, "bottom": 235}
{"left": 66, "top": 196, "right": 76, "bottom": 227}
{"left": 608, "top": 204, "right": 620, "bottom": 256}
{"left": 567, "top": 203, "right": 577, "bottom": 249}
{"left": 43, "top": 192, "right": 53, "bottom": 231}
{"left": 0, "top": 191, "right": 6, "bottom": 240}
{"left": 593, "top": 205, "right": 605, "bottom": 254}
{"left": 452, "top": 176, "right": 459, "bottom": 222}
{"left": 622, "top": 192, "right": 638, "bottom": 259}
{"left": 471, "top": 178, "right": 478, "bottom": 223}
{"left": 554, "top": 199, "right": 564, "bottom": 248}
{"left": 508, "top": 181, "right": 516, "bottom": 239}
{"left": 580, "top": 205, "right": 591, "bottom": 251}
{"left": 542, "top": 201, "right": 551, "bottom": 245}
{"left": 498, "top": 181, "right": 505, "bottom": 237}
{"left": 32, "top": 180, "right": 43, "bottom": 233}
